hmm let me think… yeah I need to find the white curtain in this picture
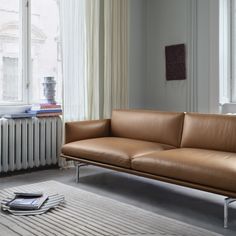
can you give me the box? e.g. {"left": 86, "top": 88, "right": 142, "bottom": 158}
{"left": 59, "top": 0, "right": 86, "bottom": 167}
{"left": 59, "top": 0, "right": 128, "bottom": 121}
{"left": 59, "top": 0, "right": 86, "bottom": 122}
{"left": 85, "top": 0, "right": 100, "bottom": 120}
{"left": 103, "top": 0, "right": 129, "bottom": 118}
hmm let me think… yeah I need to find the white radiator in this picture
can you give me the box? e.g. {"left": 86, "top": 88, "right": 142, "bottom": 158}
{"left": 0, "top": 117, "right": 62, "bottom": 173}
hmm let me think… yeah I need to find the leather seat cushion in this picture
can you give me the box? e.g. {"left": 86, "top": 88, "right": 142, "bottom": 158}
{"left": 62, "top": 137, "right": 174, "bottom": 168}
{"left": 131, "top": 148, "right": 236, "bottom": 192}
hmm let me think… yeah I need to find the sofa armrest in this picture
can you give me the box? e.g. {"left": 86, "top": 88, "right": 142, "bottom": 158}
{"left": 65, "top": 119, "right": 111, "bottom": 144}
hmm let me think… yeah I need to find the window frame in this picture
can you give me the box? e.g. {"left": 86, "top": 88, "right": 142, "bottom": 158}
{"left": 220, "top": 0, "right": 236, "bottom": 105}
{"left": 231, "top": 0, "right": 236, "bottom": 102}
{"left": 0, "top": 0, "right": 29, "bottom": 106}
{"left": 219, "top": 0, "right": 231, "bottom": 105}
{"left": 23, "top": 0, "right": 31, "bottom": 105}
{"left": 0, "top": 0, "right": 61, "bottom": 106}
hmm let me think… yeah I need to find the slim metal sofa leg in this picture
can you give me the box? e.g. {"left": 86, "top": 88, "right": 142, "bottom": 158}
{"left": 224, "top": 197, "right": 236, "bottom": 228}
{"left": 75, "top": 162, "right": 88, "bottom": 183}
{"left": 75, "top": 163, "right": 80, "bottom": 183}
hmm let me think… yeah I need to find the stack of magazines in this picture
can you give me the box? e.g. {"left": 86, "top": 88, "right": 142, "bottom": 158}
{"left": 1, "top": 192, "right": 65, "bottom": 216}
{"left": 6, "top": 192, "right": 48, "bottom": 210}
{"left": 27, "top": 103, "right": 62, "bottom": 117}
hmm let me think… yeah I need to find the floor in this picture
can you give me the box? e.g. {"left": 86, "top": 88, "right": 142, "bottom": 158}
{"left": 1, "top": 166, "right": 236, "bottom": 236}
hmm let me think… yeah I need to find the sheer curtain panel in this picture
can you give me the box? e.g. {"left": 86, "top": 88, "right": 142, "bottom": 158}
{"left": 59, "top": 0, "right": 86, "bottom": 122}
{"left": 103, "top": 0, "right": 129, "bottom": 118}
{"left": 59, "top": 0, "right": 129, "bottom": 121}
{"left": 85, "top": 0, "right": 100, "bottom": 120}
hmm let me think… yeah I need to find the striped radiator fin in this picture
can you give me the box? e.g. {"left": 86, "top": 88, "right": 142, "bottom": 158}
{"left": 0, "top": 117, "right": 62, "bottom": 173}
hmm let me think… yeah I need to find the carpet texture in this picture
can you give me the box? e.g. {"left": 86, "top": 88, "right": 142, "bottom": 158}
{"left": 0, "top": 181, "right": 222, "bottom": 236}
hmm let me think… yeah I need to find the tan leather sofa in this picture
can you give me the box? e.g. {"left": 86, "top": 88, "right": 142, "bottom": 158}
{"left": 61, "top": 109, "right": 236, "bottom": 228}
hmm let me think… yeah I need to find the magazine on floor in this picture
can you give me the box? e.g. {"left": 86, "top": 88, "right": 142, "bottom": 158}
{"left": 7, "top": 192, "right": 48, "bottom": 210}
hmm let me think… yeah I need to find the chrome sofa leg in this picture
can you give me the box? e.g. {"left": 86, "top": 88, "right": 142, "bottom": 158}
{"left": 75, "top": 162, "right": 88, "bottom": 183}
{"left": 224, "top": 197, "right": 236, "bottom": 228}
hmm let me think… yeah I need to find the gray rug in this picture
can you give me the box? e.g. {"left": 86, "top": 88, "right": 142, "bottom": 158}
{"left": 0, "top": 180, "right": 221, "bottom": 236}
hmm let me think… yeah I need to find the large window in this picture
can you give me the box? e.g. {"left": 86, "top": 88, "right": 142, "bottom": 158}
{"left": 0, "top": 0, "right": 61, "bottom": 105}
{"left": 3, "top": 57, "right": 19, "bottom": 101}
{"left": 232, "top": 0, "right": 236, "bottom": 102}
{"left": 220, "top": 0, "right": 236, "bottom": 104}
{"left": 0, "top": 0, "right": 22, "bottom": 104}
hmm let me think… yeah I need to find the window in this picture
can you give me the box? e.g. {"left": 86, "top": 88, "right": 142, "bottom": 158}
{"left": 220, "top": 0, "right": 236, "bottom": 104}
{"left": 30, "top": 0, "right": 62, "bottom": 103}
{"left": 0, "top": 0, "right": 23, "bottom": 104}
{"left": 232, "top": 0, "right": 236, "bottom": 102}
{"left": 3, "top": 57, "right": 19, "bottom": 101}
{"left": 0, "top": 0, "right": 61, "bottom": 105}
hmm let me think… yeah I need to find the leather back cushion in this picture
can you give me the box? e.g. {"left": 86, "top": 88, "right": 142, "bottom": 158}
{"left": 181, "top": 113, "right": 236, "bottom": 152}
{"left": 111, "top": 110, "right": 184, "bottom": 147}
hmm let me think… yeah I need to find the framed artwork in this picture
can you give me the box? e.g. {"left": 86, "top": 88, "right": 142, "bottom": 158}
{"left": 165, "top": 44, "right": 186, "bottom": 81}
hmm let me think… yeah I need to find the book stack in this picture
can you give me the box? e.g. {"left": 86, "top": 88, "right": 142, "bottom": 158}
{"left": 1, "top": 192, "right": 65, "bottom": 216}
{"left": 27, "top": 103, "right": 62, "bottom": 117}
{"left": 6, "top": 192, "right": 48, "bottom": 210}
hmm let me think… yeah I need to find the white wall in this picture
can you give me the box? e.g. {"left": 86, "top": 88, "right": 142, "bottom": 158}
{"left": 145, "top": 0, "right": 189, "bottom": 112}
{"left": 197, "top": 0, "right": 220, "bottom": 113}
{"left": 128, "top": 0, "right": 146, "bottom": 108}
{"left": 128, "top": 0, "right": 220, "bottom": 113}
{"left": 197, "top": 0, "right": 210, "bottom": 113}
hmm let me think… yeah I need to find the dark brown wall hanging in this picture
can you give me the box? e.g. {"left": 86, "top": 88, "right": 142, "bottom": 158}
{"left": 165, "top": 44, "right": 186, "bottom": 81}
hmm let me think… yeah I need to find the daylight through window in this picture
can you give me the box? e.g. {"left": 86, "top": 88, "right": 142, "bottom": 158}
{"left": 0, "top": 0, "right": 62, "bottom": 105}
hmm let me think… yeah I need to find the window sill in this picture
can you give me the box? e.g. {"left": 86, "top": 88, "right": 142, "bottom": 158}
{"left": 221, "top": 103, "right": 236, "bottom": 114}
{"left": 0, "top": 105, "right": 31, "bottom": 116}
